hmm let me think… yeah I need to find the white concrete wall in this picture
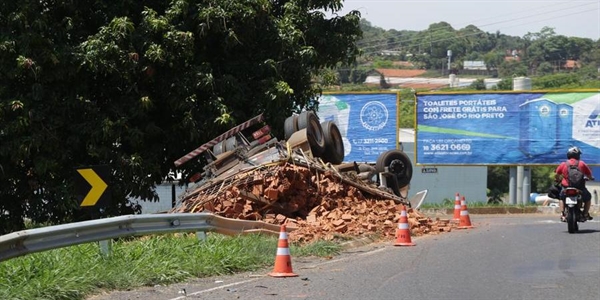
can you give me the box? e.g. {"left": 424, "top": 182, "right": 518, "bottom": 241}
{"left": 130, "top": 183, "right": 188, "bottom": 214}
{"left": 407, "top": 164, "right": 488, "bottom": 205}
{"left": 588, "top": 181, "right": 600, "bottom": 207}
{"left": 401, "top": 142, "right": 488, "bottom": 205}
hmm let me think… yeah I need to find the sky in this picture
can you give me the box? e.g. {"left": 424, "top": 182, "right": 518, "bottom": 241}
{"left": 333, "top": 0, "right": 600, "bottom": 40}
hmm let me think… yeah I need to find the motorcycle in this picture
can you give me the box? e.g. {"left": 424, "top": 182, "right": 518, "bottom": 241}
{"left": 563, "top": 187, "right": 584, "bottom": 234}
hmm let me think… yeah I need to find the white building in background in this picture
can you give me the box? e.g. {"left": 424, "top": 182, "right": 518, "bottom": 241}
{"left": 463, "top": 61, "right": 487, "bottom": 70}
{"left": 399, "top": 128, "right": 488, "bottom": 205}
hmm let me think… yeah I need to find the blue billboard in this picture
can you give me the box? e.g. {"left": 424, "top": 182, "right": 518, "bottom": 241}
{"left": 316, "top": 93, "right": 398, "bottom": 163}
{"left": 416, "top": 91, "right": 600, "bottom": 165}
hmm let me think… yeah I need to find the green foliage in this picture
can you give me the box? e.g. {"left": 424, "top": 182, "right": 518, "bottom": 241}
{"left": 498, "top": 61, "right": 527, "bottom": 77}
{"left": 531, "top": 166, "right": 556, "bottom": 193}
{"left": 293, "top": 240, "right": 341, "bottom": 257}
{"left": 0, "top": 1, "right": 362, "bottom": 233}
{"left": 486, "top": 165, "right": 557, "bottom": 199}
{"left": 532, "top": 73, "right": 582, "bottom": 89}
{"left": 576, "top": 65, "right": 600, "bottom": 81}
{"left": 356, "top": 22, "right": 599, "bottom": 81}
{"left": 337, "top": 67, "right": 368, "bottom": 84}
{"left": 394, "top": 88, "right": 420, "bottom": 128}
{"left": 372, "top": 58, "right": 393, "bottom": 68}
{"left": 536, "top": 62, "right": 554, "bottom": 76}
{"left": 494, "top": 77, "right": 513, "bottom": 90}
{"left": 487, "top": 166, "right": 510, "bottom": 197}
{"left": 483, "top": 51, "right": 505, "bottom": 71}
{"left": 469, "top": 78, "right": 486, "bottom": 90}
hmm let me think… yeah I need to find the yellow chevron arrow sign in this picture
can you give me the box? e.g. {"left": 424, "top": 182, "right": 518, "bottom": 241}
{"left": 77, "top": 168, "right": 108, "bottom": 207}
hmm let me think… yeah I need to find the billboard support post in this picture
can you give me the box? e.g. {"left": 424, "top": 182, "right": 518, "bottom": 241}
{"left": 513, "top": 77, "right": 532, "bottom": 205}
{"left": 509, "top": 167, "right": 517, "bottom": 205}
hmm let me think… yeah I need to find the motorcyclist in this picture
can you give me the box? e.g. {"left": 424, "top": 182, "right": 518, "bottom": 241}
{"left": 554, "top": 146, "right": 595, "bottom": 222}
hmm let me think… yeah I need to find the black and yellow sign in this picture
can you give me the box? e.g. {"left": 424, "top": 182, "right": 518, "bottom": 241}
{"left": 75, "top": 165, "right": 110, "bottom": 208}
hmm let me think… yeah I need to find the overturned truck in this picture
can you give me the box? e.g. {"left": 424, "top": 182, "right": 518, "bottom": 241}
{"left": 171, "top": 111, "right": 414, "bottom": 227}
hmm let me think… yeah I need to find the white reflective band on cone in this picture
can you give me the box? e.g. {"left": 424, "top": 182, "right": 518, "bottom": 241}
{"left": 279, "top": 232, "right": 288, "bottom": 239}
{"left": 398, "top": 223, "right": 409, "bottom": 230}
{"left": 276, "top": 247, "right": 290, "bottom": 256}
{"left": 461, "top": 210, "right": 469, "bottom": 216}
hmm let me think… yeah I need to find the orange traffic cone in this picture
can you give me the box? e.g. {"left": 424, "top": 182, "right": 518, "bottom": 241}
{"left": 452, "top": 192, "right": 461, "bottom": 223}
{"left": 457, "top": 196, "right": 475, "bottom": 229}
{"left": 268, "top": 224, "right": 298, "bottom": 277}
{"left": 394, "top": 205, "right": 416, "bottom": 246}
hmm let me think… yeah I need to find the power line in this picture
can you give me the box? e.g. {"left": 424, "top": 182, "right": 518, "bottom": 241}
{"left": 356, "top": 1, "right": 585, "bottom": 46}
{"left": 355, "top": 1, "right": 597, "bottom": 50}
{"left": 358, "top": 7, "right": 598, "bottom": 56}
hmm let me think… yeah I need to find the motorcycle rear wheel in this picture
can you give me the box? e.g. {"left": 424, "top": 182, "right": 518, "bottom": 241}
{"left": 567, "top": 207, "right": 578, "bottom": 233}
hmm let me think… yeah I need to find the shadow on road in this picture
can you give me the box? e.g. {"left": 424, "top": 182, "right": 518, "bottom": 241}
{"left": 571, "top": 229, "right": 600, "bottom": 234}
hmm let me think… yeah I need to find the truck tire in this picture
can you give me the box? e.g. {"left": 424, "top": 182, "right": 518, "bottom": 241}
{"left": 284, "top": 115, "right": 298, "bottom": 140}
{"left": 320, "top": 121, "right": 344, "bottom": 164}
{"left": 212, "top": 140, "right": 226, "bottom": 156}
{"left": 297, "top": 111, "right": 325, "bottom": 156}
{"left": 224, "top": 136, "right": 238, "bottom": 152}
{"left": 375, "top": 150, "right": 413, "bottom": 188}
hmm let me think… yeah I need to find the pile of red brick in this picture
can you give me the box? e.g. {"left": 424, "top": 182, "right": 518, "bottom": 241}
{"left": 174, "top": 163, "right": 455, "bottom": 244}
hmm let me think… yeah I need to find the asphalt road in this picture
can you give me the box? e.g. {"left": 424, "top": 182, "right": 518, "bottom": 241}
{"left": 88, "top": 214, "right": 600, "bottom": 300}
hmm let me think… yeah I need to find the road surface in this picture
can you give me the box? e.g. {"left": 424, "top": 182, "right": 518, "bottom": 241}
{"left": 88, "top": 214, "right": 600, "bottom": 300}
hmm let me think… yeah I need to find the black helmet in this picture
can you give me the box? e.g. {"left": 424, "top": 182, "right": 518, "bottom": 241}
{"left": 566, "top": 146, "right": 581, "bottom": 160}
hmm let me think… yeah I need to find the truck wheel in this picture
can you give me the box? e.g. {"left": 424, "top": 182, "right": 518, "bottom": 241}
{"left": 284, "top": 115, "right": 298, "bottom": 140}
{"left": 212, "top": 140, "right": 226, "bottom": 156}
{"left": 321, "top": 121, "right": 344, "bottom": 164}
{"left": 375, "top": 150, "right": 413, "bottom": 188}
{"left": 224, "top": 136, "right": 238, "bottom": 152}
{"left": 297, "top": 111, "right": 325, "bottom": 156}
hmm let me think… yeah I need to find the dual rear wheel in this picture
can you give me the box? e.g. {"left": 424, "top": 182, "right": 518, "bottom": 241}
{"left": 284, "top": 112, "right": 413, "bottom": 197}
{"left": 284, "top": 111, "right": 343, "bottom": 164}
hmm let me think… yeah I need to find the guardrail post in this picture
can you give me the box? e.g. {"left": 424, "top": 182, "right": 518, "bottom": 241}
{"left": 196, "top": 231, "right": 206, "bottom": 242}
{"left": 99, "top": 240, "right": 112, "bottom": 257}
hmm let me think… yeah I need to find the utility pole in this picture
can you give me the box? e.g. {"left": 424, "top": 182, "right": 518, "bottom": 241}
{"left": 447, "top": 50, "right": 452, "bottom": 75}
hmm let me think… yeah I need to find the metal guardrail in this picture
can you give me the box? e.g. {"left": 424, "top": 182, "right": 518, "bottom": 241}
{"left": 0, "top": 213, "right": 282, "bottom": 263}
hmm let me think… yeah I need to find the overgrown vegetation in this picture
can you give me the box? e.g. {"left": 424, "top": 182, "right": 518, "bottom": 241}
{"left": 0, "top": 233, "right": 341, "bottom": 300}
{"left": 353, "top": 21, "right": 598, "bottom": 79}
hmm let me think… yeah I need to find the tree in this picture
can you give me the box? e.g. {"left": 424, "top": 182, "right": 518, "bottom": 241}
{"left": 398, "top": 89, "right": 415, "bottom": 128}
{"left": 487, "top": 166, "right": 510, "bottom": 198}
{"left": 494, "top": 78, "right": 513, "bottom": 90}
{"left": 536, "top": 61, "right": 554, "bottom": 76}
{"left": 0, "top": 0, "right": 362, "bottom": 233}
{"left": 498, "top": 61, "right": 528, "bottom": 77}
{"left": 531, "top": 166, "right": 555, "bottom": 193}
{"left": 565, "top": 37, "right": 594, "bottom": 60}
{"left": 533, "top": 73, "right": 581, "bottom": 89}
{"left": 483, "top": 51, "right": 505, "bottom": 72}
{"left": 469, "top": 79, "right": 486, "bottom": 90}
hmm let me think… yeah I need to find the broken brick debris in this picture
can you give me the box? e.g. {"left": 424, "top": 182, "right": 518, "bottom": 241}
{"left": 171, "top": 163, "right": 456, "bottom": 244}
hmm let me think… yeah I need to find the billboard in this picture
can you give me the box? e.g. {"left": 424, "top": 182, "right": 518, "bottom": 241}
{"left": 316, "top": 93, "right": 398, "bottom": 163}
{"left": 416, "top": 91, "right": 600, "bottom": 165}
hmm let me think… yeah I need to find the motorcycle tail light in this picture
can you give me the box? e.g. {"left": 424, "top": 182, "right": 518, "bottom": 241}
{"left": 564, "top": 189, "right": 579, "bottom": 196}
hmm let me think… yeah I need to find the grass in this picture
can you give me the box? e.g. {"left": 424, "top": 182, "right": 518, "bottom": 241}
{"left": 0, "top": 233, "right": 341, "bottom": 300}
